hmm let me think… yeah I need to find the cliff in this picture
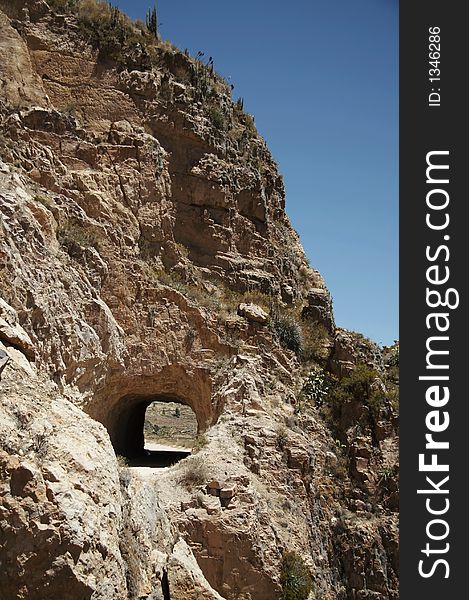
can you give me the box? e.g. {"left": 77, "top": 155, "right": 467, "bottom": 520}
{"left": 0, "top": 2, "right": 399, "bottom": 599}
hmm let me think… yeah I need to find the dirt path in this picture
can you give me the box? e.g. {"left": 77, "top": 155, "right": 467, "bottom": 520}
{"left": 144, "top": 441, "right": 192, "bottom": 453}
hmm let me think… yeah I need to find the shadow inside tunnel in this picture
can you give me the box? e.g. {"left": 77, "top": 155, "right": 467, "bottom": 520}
{"left": 127, "top": 449, "right": 192, "bottom": 468}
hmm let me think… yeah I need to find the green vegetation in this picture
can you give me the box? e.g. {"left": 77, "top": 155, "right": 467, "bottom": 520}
{"left": 47, "top": 0, "right": 79, "bottom": 10}
{"left": 57, "top": 220, "right": 100, "bottom": 250}
{"left": 76, "top": 0, "right": 143, "bottom": 62}
{"left": 384, "top": 344, "right": 399, "bottom": 393}
{"left": 330, "top": 364, "right": 376, "bottom": 404}
{"left": 208, "top": 106, "right": 228, "bottom": 131}
{"left": 45, "top": 0, "right": 260, "bottom": 149}
{"left": 270, "top": 313, "right": 304, "bottom": 356}
{"left": 386, "top": 381, "right": 399, "bottom": 411}
{"left": 299, "top": 368, "right": 332, "bottom": 408}
{"left": 379, "top": 464, "right": 397, "bottom": 483}
{"left": 154, "top": 270, "right": 222, "bottom": 311}
{"left": 151, "top": 266, "right": 275, "bottom": 318}
{"left": 385, "top": 346, "right": 399, "bottom": 368}
{"left": 329, "top": 364, "right": 383, "bottom": 422}
{"left": 280, "top": 552, "right": 314, "bottom": 600}
{"left": 46, "top": 1, "right": 155, "bottom": 63}
{"left": 34, "top": 194, "right": 53, "bottom": 210}
{"left": 193, "top": 433, "right": 208, "bottom": 452}
{"left": 299, "top": 319, "right": 330, "bottom": 364}
{"left": 116, "top": 454, "right": 129, "bottom": 467}
{"left": 240, "top": 112, "right": 257, "bottom": 138}
{"left": 378, "top": 463, "right": 398, "bottom": 496}
{"left": 153, "top": 267, "right": 332, "bottom": 365}
{"left": 32, "top": 431, "right": 49, "bottom": 459}
{"left": 146, "top": 4, "right": 158, "bottom": 38}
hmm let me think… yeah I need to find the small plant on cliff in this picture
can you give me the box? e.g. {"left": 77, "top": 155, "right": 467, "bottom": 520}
{"left": 34, "top": 194, "right": 53, "bottom": 210}
{"left": 328, "top": 363, "right": 383, "bottom": 423}
{"left": 276, "top": 426, "right": 288, "bottom": 451}
{"left": 384, "top": 345, "right": 399, "bottom": 368}
{"left": 57, "top": 220, "right": 99, "bottom": 251}
{"left": 116, "top": 454, "right": 129, "bottom": 467}
{"left": 379, "top": 464, "right": 397, "bottom": 484}
{"left": 299, "top": 368, "right": 332, "bottom": 408}
{"left": 155, "top": 269, "right": 222, "bottom": 311}
{"left": 280, "top": 552, "right": 313, "bottom": 600}
{"left": 47, "top": 0, "right": 78, "bottom": 10}
{"left": 32, "top": 431, "right": 49, "bottom": 459}
{"left": 270, "top": 314, "right": 304, "bottom": 356}
{"left": 299, "top": 319, "right": 330, "bottom": 364}
{"left": 208, "top": 106, "right": 228, "bottom": 131}
{"left": 241, "top": 112, "right": 257, "bottom": 138}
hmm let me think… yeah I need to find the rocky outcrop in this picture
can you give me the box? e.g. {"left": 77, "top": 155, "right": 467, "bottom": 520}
{"left": 0, "top": 2, "right": 398, "bottom": 599}
{"left": 330, "top": 328, "right": 385, "bottom": 378}
{"left": 0, "top": 350, "right": 127, "bottom": 600}
{"left": 0, "top": 298, "right": 36, "bottom": 359}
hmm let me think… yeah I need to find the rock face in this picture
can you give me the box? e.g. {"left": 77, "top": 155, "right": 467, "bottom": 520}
{"left": 0, "top": 349, "right": 127, "bottom": 600}
{"left": 0, "top": 2, "right": 399, "bottom": 599}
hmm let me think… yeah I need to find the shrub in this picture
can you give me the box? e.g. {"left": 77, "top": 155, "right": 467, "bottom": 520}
{"left": 384, "top": 346, "right": 399, "bottom": 368}
{"left": 116, "top": 454, "right": 129, "bottom": 467}
{"left": 77, "top": 1, "right": 131, "bottom": 60}
{"left": 32, "top": 431, "right": 49, "bottom": 458}
{"left": 299, "top": 369, "right": 332, "bottom": 408}
{"left": 276, "top": 426, "right": 288, "bottom": 451}
{"left": 57, "top": 221, "right": 99, "bottom": 250}
{"left": 328, "top": 364, "right": 383, "bottom": 422}
{"left": 34, "top": 194, "right": 53, "bottom": 209}
{"left": 386, "top": 382, "right": 399, "bottom": 411}
{"left": 217, "top": 287, "right": 273, "bottom": 315}
{"left": 280, "top": 552, "right": 313, "bottom": 600}
{"left": 208, "top": 106, "right": 228, "bottom": 131}
{"left": 271, "top": 314, "right": 304, "bottom": 356}
{"left": 193, "top": 433, "right": 208, "bottom": 452}
{"left": 242, "top": 113, "right": 257, "bottom": 137}
{"left": 153, "top": 270, "right": 213, "bottom": 309}
{"left": 330, "top": 364, "right": 377, "bottom": 405}
{"left": 299, "top": 319, "right": 330, "bottom": 364}
{"left": 379, "top": 464, "right": 396, "bottom": 483}
{"left": 384, "top": 345, "right": 399, "bottom": 387}
{"left": 47, "top": 0, "right": 79, "bottom": 10}
{"left": 176, "top": 455, "right": 208, "bottom": 490}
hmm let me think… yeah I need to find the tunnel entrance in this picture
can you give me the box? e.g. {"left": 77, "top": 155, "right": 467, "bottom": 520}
{"left": 137, "top": 400, "right": 198, "bottom": 467}
{"left": 95, "top": 366, "right": 213, "bottom": 469}
{"left": 110, "top": 394, "right": 199, "bottom": 468}
{"left": 144, "top": 400, "right": 198, "bottom": 449}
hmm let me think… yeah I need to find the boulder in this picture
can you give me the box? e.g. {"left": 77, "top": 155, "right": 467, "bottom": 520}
{"left": 237, "top": 303, "right": 269, "bottom": 325}
{"left": 0, "top": 298, "right": 35, "bottom": 360}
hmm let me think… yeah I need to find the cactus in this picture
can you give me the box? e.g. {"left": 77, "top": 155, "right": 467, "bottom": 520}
{"left": 146, "top": 3, "right": 159, "bottom": 39}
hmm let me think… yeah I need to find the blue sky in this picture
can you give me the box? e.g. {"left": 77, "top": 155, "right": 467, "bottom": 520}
{"left": 114, "top": 0, "right": 398, "bottom": 346}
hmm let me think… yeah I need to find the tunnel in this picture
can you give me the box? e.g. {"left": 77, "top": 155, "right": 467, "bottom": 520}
{"left": 85, "top": 365, "right": 214, "bottom": 466}
{"left": 108, "top": 393, "right": 199, "bottom": 460}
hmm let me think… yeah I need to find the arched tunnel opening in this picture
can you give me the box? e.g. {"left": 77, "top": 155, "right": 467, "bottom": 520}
{"left": 108, "top": 394, "right": 199, "bottom": 468}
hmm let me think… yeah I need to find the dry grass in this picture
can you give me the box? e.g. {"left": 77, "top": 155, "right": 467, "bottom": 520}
{"left": 176, "top": 455, "right": 209, "bottom": 490}
{"left": 57, "top": 220, "right": 100, "bottom": 250}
